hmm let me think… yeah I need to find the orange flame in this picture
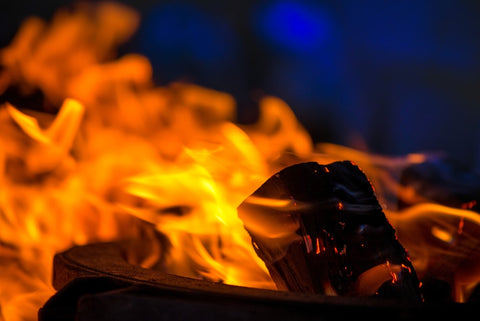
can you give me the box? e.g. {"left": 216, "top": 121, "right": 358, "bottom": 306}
{"left": 1, "top": 3, "right": 480, "bottom": 321}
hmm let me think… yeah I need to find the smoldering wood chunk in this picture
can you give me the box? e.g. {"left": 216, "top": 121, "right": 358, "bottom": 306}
{"left": 238, "top": 161, "right": 422, "bottom": 300}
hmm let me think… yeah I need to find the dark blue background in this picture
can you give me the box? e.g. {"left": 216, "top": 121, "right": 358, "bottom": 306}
{"left": 2, "top": 0, "right": 480, "bottom": 167}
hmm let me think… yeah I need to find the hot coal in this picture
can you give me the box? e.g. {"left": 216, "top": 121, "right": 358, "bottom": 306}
{"left": 237, "top": 161, "right": 422, "bottom": 300}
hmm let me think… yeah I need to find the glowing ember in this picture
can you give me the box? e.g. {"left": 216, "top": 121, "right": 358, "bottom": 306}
{"left": 1, "top": 3, "right": 480, "bottom": 321}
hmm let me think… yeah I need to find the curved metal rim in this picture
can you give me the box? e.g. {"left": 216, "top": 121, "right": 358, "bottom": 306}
{"left": 52, "top": 241, "right": 469, "bottom": 311}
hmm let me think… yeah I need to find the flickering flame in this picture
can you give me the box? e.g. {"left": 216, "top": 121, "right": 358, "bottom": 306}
{"left": 1, "top": 3, "right": 480, "bottom": 321}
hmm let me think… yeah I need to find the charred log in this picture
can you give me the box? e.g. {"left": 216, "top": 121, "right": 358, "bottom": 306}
{"left": 238, "top": 161, "right": 422, "bottom": 301}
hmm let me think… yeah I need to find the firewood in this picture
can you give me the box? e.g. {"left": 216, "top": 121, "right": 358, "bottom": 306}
{"left": 238, "top": 161, "right": 422, "bottom": 300}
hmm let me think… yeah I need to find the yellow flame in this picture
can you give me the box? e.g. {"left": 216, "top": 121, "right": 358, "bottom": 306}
{"left": 1, "top": 3, "right": 480, "bottom": 321}
{"left": 1, "top": 4, "right": 307, "bottom": 319}
{"left": 387, "top": 203, "right": 480, "bottom": 302}
{"left": 244, "top": 196, "right": 293, "bottom": 208}
{"left": 431, "top": 226, "right": 454, "bottom": 243}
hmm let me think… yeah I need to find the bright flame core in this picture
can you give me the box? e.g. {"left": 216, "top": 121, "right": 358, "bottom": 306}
{"left": 1, "top": 3, "right": 479, "bottom": 321}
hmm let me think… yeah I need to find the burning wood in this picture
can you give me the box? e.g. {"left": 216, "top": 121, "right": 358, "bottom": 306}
{"left": 1, "top": 2, "right": 480, "bottom": 321}
{"left": 238, "top": 161, "right": 423, "bottom": 300}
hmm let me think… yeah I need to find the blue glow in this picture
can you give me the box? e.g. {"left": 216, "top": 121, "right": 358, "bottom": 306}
{"left": 254, "top": 1, "right": 332, "bottom": 53}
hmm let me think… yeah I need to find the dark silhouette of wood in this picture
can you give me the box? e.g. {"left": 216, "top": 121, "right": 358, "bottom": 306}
{"left": 238, "top": 161, "right": 422, "bottom": 300}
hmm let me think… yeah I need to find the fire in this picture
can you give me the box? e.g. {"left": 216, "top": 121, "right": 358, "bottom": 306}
{"left": 1, "top": 2, "right": 479, "bottom": 321}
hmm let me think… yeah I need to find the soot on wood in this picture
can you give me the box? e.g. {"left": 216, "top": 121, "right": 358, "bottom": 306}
{"left": 238, "top": 161, "right": 422, "bottom": 301}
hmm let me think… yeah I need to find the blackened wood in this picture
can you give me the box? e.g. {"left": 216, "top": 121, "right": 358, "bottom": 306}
{"left": 238, "top": 161, "right": 422, "bottom": 300}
